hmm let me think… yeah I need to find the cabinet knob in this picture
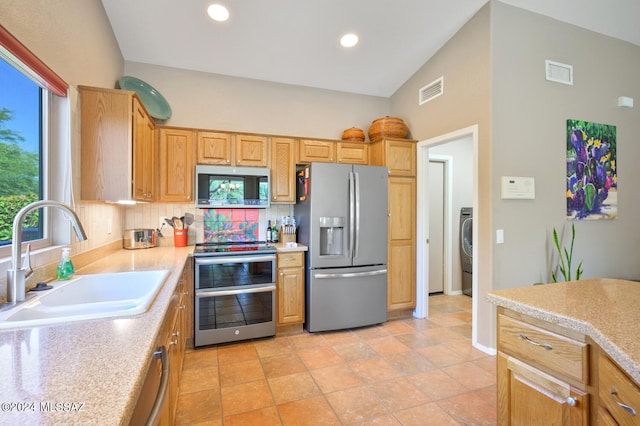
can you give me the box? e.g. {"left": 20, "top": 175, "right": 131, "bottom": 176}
{"left": 565, "top": 397, "right": 577, "bottom": 407}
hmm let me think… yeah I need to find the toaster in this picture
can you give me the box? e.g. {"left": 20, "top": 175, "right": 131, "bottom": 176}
{"left": 123, "top": 229, "right": 156, "bottom": 249}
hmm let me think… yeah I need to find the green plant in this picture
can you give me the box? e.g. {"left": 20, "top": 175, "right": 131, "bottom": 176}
{"left": 551, "top": 223, "right": 584, "bottom": 282}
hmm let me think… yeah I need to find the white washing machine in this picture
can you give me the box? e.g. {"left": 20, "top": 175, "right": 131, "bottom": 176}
{"left": 459, "top": 207, "right": 472, "bottom": 297}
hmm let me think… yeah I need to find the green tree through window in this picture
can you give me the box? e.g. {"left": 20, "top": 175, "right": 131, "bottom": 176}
{"left": 0, "top": 59, "right": 42, "bottom": 244}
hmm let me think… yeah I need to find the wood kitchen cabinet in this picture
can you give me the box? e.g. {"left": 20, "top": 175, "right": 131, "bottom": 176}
{"left": 197, "top": 131, "right": 269, "bottom": 167}
{"left": 337, "top": 141, "right": 368, "bottom": 164}
{"left": 369, "top": 138, "right": 417, "bottom": 312}
{"left": 276, "top": 251, "right": 305, "bottom": 326}
{"left": 297, "top": 139, "right": 335, "bottom": 163}
{"left": 197, "top": 131, "right": 232, "bottom": 165}
{"left": 157, "top": 127, "right": 195, "bottom": 202}
{"left": 80, "top": 86, "right": 155, "bottom": 202}
{"left": 497, "top": 308, "right": 591, "bottom": 425}
{"left": 370, "top": 137, "right": 416, "bottom": 176}
{"left": 235, "top": 134, "right": 270, "bottom": 167}
{"left": 270, "top": 137, "right": 296, "bottom": 203}
{"left": 598, "top": 350, "right": 640, "bottom": 424}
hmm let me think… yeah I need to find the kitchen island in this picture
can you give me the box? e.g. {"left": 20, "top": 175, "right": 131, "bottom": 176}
{"left": 488, "top": 278, "right": 640, "bottom": 424}
{"left": 0, "top": 246, "right": 193, "bottom": 425}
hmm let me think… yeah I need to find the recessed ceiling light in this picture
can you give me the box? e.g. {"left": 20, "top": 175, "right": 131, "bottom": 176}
{"left": 207, "top": 4, "right": 229, "bottom": 22}
{"left": 340, "top": 33, "right": 359, "bottom": 48}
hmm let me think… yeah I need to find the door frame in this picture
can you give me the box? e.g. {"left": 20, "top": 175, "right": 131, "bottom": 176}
{"left": 427, "top": 156, "right": 453, "bottom": 296}
{"left": 415, "top": 125, "right": 478, "bottom": 347}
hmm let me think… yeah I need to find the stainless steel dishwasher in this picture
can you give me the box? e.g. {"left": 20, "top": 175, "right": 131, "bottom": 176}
{"left": 129, "top": 346, "right": 169, "bottom": 425}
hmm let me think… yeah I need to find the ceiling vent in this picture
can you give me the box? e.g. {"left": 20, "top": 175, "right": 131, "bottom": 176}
{"left": 545, "top": 60, "right": 573, "bottom": 85}
{"left": 419, "top": 76, "right": 444, "bottom": 105}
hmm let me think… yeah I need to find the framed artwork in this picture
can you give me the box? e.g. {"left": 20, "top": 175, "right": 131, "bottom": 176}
{"left": 566, "top": 119, "right": 617, "bottom": 220}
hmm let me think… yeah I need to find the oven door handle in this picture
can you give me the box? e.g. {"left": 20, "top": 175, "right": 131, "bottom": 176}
{"left": 195, "top": 254, "right": 276, "bottom": 265}
{"left": 196, "top": 285, "right": 276, "bottom": 298}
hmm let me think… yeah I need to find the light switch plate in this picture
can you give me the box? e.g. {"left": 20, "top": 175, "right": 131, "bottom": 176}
{"left": 501, "top": 176, "right": 535, "bottom": 199}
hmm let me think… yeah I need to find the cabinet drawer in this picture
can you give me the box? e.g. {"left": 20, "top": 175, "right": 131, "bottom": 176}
{"left": 277, "top": 252, "right": 303, "bottom": 268}
{"left": 498, "top": 314, "right": 589, "bottom": 384}
{"left": 599, "top": 352, "right": 640, "bottom": 425}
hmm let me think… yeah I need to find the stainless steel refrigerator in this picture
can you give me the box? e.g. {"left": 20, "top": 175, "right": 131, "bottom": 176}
{"left": 295, "top": 162, "right": 388, "bottom": 332}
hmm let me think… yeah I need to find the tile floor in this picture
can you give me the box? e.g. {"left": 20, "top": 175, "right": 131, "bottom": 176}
{"left": 175, "top": 295, "right": 497, "bottom": 425}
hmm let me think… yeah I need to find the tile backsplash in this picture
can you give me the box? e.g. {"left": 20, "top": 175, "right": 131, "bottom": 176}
{"left": 124, "top": 203, "right": 294, "bottom": 245}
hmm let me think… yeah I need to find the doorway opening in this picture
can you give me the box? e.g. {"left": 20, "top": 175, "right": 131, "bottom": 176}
{"left": 415, "top": 125, "right": 479, "bottom": 346}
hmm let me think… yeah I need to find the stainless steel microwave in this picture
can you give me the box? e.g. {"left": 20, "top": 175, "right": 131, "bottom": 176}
{"left": 195, "top": 165, "right": 270, "bottom": 208}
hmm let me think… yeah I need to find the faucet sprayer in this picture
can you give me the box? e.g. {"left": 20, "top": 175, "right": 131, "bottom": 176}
{"left": 6, "top": 200, "right": 87, "bottom": 304}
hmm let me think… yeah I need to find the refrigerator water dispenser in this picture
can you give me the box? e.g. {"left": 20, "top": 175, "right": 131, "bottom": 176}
{"left": 319, "top": 216, "right": 344, "bottom": 256}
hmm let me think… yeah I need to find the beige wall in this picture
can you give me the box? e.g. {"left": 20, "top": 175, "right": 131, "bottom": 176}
{"left": 491, "top": 2, "right": 640, "bottom": 292}
{"left": 124, "top": 61, "right": 389, "bottom": 140}
{"left": 0, "top": 0, "right": 125, "bottom": 288}
{"left": 390, "top": 4, "right": 493, "bottom": 348}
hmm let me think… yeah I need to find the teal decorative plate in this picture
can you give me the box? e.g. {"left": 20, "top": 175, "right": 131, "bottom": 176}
{"left": 118, "top": 76, "right": 172, "bottom": 120}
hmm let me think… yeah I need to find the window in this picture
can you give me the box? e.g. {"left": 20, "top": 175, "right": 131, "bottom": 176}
{"left": 0, "top": 58, "right": 44, "bottom": 247}
{"left": 0, "top": 24, "right": 69, "bottom": 257}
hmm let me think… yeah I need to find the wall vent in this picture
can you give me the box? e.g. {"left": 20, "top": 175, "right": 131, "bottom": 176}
{"left": 545, "top": 60, "right": 573, "bottom": 85}
{"left": 419, "top": 76, "right": 444, "bottom": 105}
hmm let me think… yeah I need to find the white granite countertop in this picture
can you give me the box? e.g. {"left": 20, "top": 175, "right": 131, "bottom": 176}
{"left": 0, "top": 246, "right": 193, "bottom": 425}
{"left": 487, "top": 278, "right": 640, "bottom": 385}
{"left": 271, "top": 242, "right": 308, "bottom": 253}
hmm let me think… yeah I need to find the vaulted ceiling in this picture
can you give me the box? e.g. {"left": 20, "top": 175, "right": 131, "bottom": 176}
{"left": 101, "top": 0, "right": 640, "bottom": 97}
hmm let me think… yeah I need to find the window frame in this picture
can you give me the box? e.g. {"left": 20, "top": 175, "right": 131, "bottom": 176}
{"left": 0, "top": 24, "right": 71, "bottom": 260}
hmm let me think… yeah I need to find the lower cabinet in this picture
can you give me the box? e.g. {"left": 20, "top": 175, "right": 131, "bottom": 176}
{"left": 497, "top": 308, "right": 591, "bottom": 425}
{"left": 276, "top": 252, "right": 304, "bottom": 326}
{"left": 598, "top": 350, "right": 640, "bottom": 425}
{"left": 155, "top": 262, "right": 191, "bottom": 425}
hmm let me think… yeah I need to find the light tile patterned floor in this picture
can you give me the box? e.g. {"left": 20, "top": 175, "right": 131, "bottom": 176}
{"left": 175, "top": 295, "right": 497, "bottom": 425}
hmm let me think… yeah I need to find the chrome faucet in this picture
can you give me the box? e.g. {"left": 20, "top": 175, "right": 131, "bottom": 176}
{"left": 6, "top": 200, "right": 87, "bottom": 304}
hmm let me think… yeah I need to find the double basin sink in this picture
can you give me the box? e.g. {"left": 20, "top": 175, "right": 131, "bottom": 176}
{"left": 0, "top": 270, "right": 169, "bottom": 329}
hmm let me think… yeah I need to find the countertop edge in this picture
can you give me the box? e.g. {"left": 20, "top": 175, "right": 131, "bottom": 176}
{"left": 487, "top": 290, "right": 640, "bottom": 385}
{"left": 0, "top": 246, "right": 193, "bottom": 425}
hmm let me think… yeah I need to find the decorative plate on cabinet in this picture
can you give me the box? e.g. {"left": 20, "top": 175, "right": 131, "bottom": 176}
{"left": 118, "top": 76, "right": 172, "bottom": 120}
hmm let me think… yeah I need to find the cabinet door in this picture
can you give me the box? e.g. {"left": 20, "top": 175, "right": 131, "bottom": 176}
{"left": 133, "top": 97, "right": 155, "bottom": 201}
{"left": 197, "top": 131, "right": 232, "bottom": 165}
{"left": 80, "top": 86, "right": 133, "bottom": 201}
{"left": 372, "top": 139, "right": 415, "bottom": 176}
{"left": 235, "top": 134, "right": 269, "bottom": 167}
{"left": 158, "top": 128, "right": 195, "bottom": 202}
{"left": 270, "top": 137, "right": 296, "bottom": 203}
{"left": 277, "top": 267, "right": 304, "bottom": 325}
{"left": 337, "top": 142, "right": 368, "bottom": 164}
{"left": 498, "top": 353, "right": 589, "bottom": 425}
{"left": 298, "top": 139, "right": 335, "bottom": 163}
{"left": 387, "top": 176, "right": 416, "bottom": 310}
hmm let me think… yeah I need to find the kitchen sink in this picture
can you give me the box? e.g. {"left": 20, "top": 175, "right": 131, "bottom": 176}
{"left": 0, "top": 270, "right": 170, "bottom": 329}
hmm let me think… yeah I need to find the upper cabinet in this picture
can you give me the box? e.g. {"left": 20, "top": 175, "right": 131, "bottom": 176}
{"left": 235, "top": 134, "right": 270, "bottom": 167}
{"left": 270, "top": 137, "right": 296, "bottom": 203}
{"left": 197, "top": 131, "right": 269, "bottom": 167}
{"left": 157, "top": 127, "right": 195, "bottom": 203}
{"left": 297, "top": 139, "right": 368, "bottom": 165}
{"left": 197, "top": 131, "right": 232, "bottom": 165}
{"left": 297, "top": 139, "right": 335, "bottom": 163}
{"left": 337, "top": 141, "right": 368, "bottom": 165}
{"left": 370, "top": 137, "right": 416, "bottom": 176}
{"left": 80, "top": 86, "right": 155, "bottom": 202}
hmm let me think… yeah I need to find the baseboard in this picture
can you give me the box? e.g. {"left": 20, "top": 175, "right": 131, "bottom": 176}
{"left": 473, "top": 340, "right": 497, "bottom": 356}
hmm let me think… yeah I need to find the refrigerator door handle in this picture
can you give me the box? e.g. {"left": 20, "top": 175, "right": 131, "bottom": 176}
{"left": 349, "top": 171, "right": 355, "bottom": 257}
{"left": 354, "top": 171, "right": 361, "bottom": 258}
{"left": 314, "top": 269, "right": 387, "bottom": 279}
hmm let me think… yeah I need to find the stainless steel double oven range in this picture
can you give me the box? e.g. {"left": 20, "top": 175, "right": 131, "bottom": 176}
{"left": 193, "top": 242, "right": 277, "bottom": 347}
